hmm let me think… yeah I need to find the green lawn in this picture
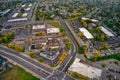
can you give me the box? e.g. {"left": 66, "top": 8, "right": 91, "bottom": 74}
{"left": 71, "top": 72, "right": 89, "bottom": 80}
{"left": 48, "top": 22, "right": 61, "bottom": 27}
{"left": 2, "top": 66, "right": 39, "bottom": 80}
{"left": 85, "top": 54, "right": 120, "bottom": 62}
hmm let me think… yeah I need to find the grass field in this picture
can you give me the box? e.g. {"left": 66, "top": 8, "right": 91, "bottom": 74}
{"left": 48, "top": 22, "right": 61, "bottom": 27}
{"left": 2, "top": 65, "right": 39, "bottom": 80}
{"left": 85, "top": 54, "right": 120, "bottom": 62}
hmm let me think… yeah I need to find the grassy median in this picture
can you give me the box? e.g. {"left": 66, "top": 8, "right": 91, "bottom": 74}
{"left": 2, "top": 65, "right": 39, "bottom": 80}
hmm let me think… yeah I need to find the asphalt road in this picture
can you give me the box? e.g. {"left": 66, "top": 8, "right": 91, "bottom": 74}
{"left": 0, "top": 50, "right": 49, "bottom": 78}
{"left": 58, "top": 18, "right": 78, "bottom": 72}
{"left": 0, "top": 45, "right": 53, "bottom": 78}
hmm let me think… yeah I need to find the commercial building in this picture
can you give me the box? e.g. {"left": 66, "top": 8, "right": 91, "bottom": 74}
{"left": 100, "top": 26, "right": 114, "bottom": 37}
{"left": 79, "top": 28, "right": 94, "bottom": 39}
{"left": 29, "top": 4, "right": 32, "bottom": 7}
{"left": 81, "top": 17, "right": 89, "bottom": 20}
{"left": 22, "top": 13, "right": 28, "bottom": 17}
{"left": 21, "top": 4, "right": 25, "bottom": 8}
{"left": 47, "top": 28, "right": 60, "bottom": 34}
{"left": 25, "top": 7, "right": 31, "bottom": 11}
{"left": 12, "top": 13, "right": 18, "bottom": 18}
{"left": 48, "top": 38, "right": 60, "bottom": 49}
{"left": 39, "top": 50, "right": 60, "bottom": 60}
{"left": 32, "top": 24, "right": 46, "bottom": 35}
{"left": 7, "top": 18, "right": 28, "bottom": 22}
{"left": 68, "top": 58, "right": 102, "bottom": 79}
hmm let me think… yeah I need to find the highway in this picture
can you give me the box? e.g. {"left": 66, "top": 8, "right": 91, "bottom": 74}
{"left": 0, "top": 45, "right": 53, "bottom": 78}
{"left": 0, "top": 50, "right": 49, "bottom": 78}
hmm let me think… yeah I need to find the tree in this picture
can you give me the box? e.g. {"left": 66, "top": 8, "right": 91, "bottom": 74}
{"left": 9, "top": 31, "right": 15, "bottom": 39}
{"left": 40, "top": 13, "right": 44, "bottom": 17}
{"left": 100, "top": 35, "right": 105, "bottom": 41}
{"left": 102, "top": 42, "right": 109, "bottom": 50}
{"left": 36, "top": 31, "right": 45, "bottom": 36}
{"left": 96, "top": 27, "right": 101, "bottom": 33}
{"left": 101, "top": 63, "right": 106, "bottom": 68}
{"left": 79, "top": 32, "right": 84, "bottom": 37}
{"left": 64, "top": 38, "right": 71, "bottom": 50}
{"left": 7, "top": 43, "right": 14, "bottom": 48}
{"left": 78, "top": 45, "right": 88, "bottom": 54}
{"left": 37, "top": 58, "right": 44, "bottom": 62}
{"left": 29, "top": 38, "right": 32, "bottom": 44}
{"left": 7, "top": 43, "right": 25, "bottom": 52}
{"left": 18, "top": 12, "right": 22, "bottom": 17}
{"left": 105, "top": 35, "right": 110, "bottom": 40}
{"left": 81, "top": 20, "right": 88, "bottom": 28}
{"left": 39, "top": 31, "right": 45, "bottom": 36}
{"left": 60, "top": 32, "right": 66, "bottom": 37}
{"left": 71, "top": 72, "right": 89, "bottom": 80}
{"left": 59, "top": 26, "right": 64, "bottom": 32}
{"left": 83, "top": 46, "right": 88, "bottom": 53}
{"left": 0, "top": 38, "right": 2, "bottom": 44}
{"left": 29, "top": 52, "right": 36, "bottom": 58}
{"left": 93, "top": 51, "right": 102, "bottom": 61}
{"left": 21, "top": 8, "right": 25, "bottom": 13}
{"left": 2, "top": 37, "right": 9, "bottom": 43}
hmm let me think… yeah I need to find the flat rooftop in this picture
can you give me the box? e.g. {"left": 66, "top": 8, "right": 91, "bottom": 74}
{"left": 25, "top": 7, "right": 31, "bottom": 11}
{"left": 29, "top": 4, "right": 32, "bottom": 7}
{"left": 79, "top": 28, "right": 94, "bottom": 39}
{"left": 12, "top": 13, "right": 18, "bottom": 18}
{"left": 91, "top": 19, "right": 98, "bottom": 22}
{"left": 7, "top": 18, "right": 27, "bottom": 22}
{"left": 47, "top": 28, "right": 60, "bottom": 34}
{"left": 81, "top": 17, "right": 98, "bottom": 22}
{"left": 22, "top": 4, "right": 25, "bottom": 7}
{"left": 22, "top": 13, "right": 28, "bottom": 17}
{"left": 100, "top": 26, "right": 114, "bottom": 37}
{"left": 81, "top": 17, "right": 89, "bottom": 20}
{"left": 68, "top": 58, "right": 102, "bottom": 79}
{"left": 33, "top": 25, "right": 45, "bottom": 30}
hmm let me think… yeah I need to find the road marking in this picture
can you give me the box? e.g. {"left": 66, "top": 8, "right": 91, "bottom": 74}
{"left": 62, "top": 56, "right": 73, "bottom": 72}
{"left": 0, "top": 45, "right": 53, "bottom": 71}
{"left": 0, "top": 54, "right": 41, "bottom": 78}
{"left": 0, "top": 50, "right": 51, "bottom": 74}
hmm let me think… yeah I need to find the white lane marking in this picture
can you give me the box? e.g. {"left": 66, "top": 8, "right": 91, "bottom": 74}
{"left": 0, "top": 50, "right": 51, "bottom": 74}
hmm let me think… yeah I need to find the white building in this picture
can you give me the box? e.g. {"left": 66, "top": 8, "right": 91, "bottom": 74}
{"left": 22, "top": 4, "right": 25, "bottom": 8}
{"left": 100, "top": 26, "right": 114, "bottom": 37}
{"left": 47, "top": 28, "right": 60, "bottom": 34}
{"left": 91, "top": 19, "right": 99, "bottom": 22}
{"left": 79, "top": 28, "right": 94, "bottom": 39}
{"left": 68, "top": 58, "right": 102, "bottom": 79}
{"left": 81, "top": 17, "right": 98, "bottom": 23}
{"left": 81, "top": 17, "right": 89, "bottom": 20}
{"left": 32, "top": 25, "right": 46, "bottom": 30}
{"left": 29, "top": 4, "right": 32, "bottom": 7}
{"left": 25, "top": 8, "right": 31, "bottom": 11}
{"left": 7, "top": 18, "right": 27, "bottom": 22}
{"left": 12, "top": 13, "right": 18, "bottom": 18}
{"left": 22, "top": 13, "right": 28, "bottom": 17}
{"left": 32, "top": 24, "right": 46, "bottom": 35}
